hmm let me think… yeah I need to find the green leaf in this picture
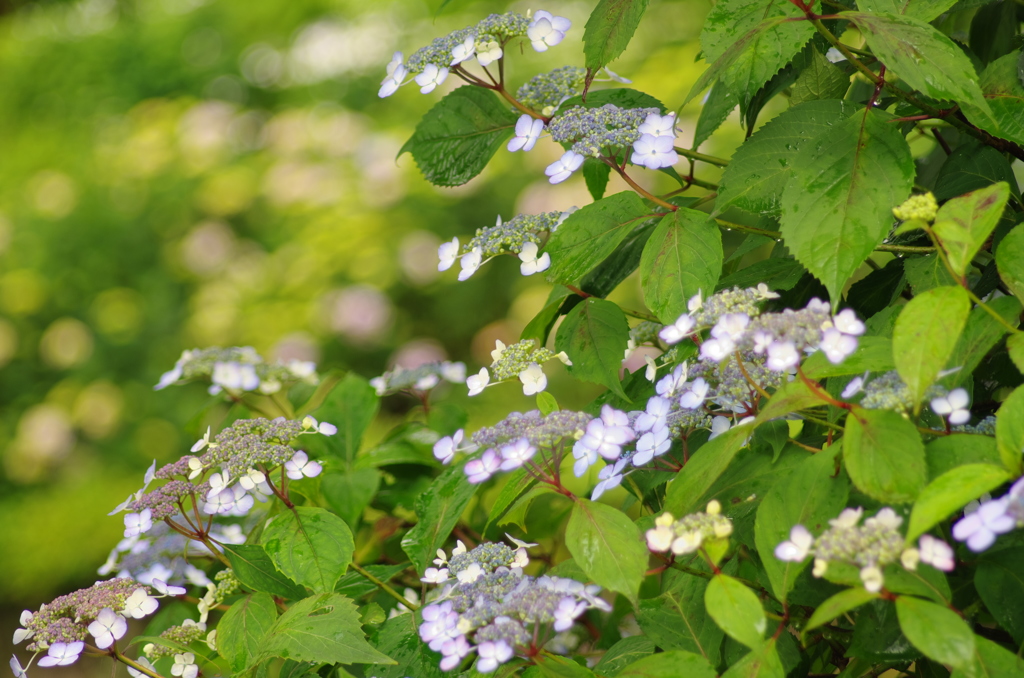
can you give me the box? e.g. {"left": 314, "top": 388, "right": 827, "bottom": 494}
{"left": 616, "top": 650, "right": 717, "bottom": 678}
{"left": 754, "top": 445, "right": 850, "bottom": 602}
{"left": 856, "top": 0, "right": 957, "bottom": 21}
{"left": 692, "top": 81, "right": 738, "bottom": 149}
{"left": 536, "top": 391, "right": 559, "bottom": 416}
{"left": 926, "top": 433, "right": 1002, "bottom": 480}
{"left": 593, "top": 637, "right": 656, "bottom": 677}
{"left": 218, "top": 593, "right": 278, "bottom": 673}
{"left": 535, "top": 654, "right": 597, "bottom": 678}
{"left": 700, "top": 0, "right": 815, "bottom": 109}
{"left": 262, "top": 507, "right": 355, "bottom": 594}
{"left": 892, "top": 285, "right": 971, "bottom": 407}
{"left": 663, "top": 423, "right": 751, "bottom": 515}
{"left": 398, "top": 87, "right": 517, "bottom": 187}
{"left": 636, "top": 569, "right": 723, "bottom": 664}
{"left": 256, "top": 593, "right": 395, "bottom": 667}
{"left": 803, "top": 589, "right": 880, "bottom": 639}
{"left": 555, "top": 298, "right": 630, "bottom": 399}
{"left": 779, "top": 107, "right": 915, "bottom": 302}
{"left": 895, "top": 595, "right": 975, "bottom": 670}
{"left": 640, "top": 210, "right": 723, "bottom": 324}
{"left": 579, "top": 218, "right": 659, "bottom": 298}
{"left": 685, "top": 17, "right": 794, "bottom": 105}
{"left": 545, "top": 192, "right": 650, "bottom": 286}
{"left": 945, "top": 295, "right": 1022, "bottom": 390}
{"left": 843, "top": 406, "right": 927, "bottom": 504}
{"left": 485, "top": 468, "right": 535, "bottom": 530}
{"left": 565, "top": 498, "right": 648, "bottom": 605}
{"left": 904, "top": 253, "right": 958, "bottom": 294}
{"left": 907, "top": 463, "right": 1011, "bottom": 541}
{"left": 803, "top": 335, "right": 895, "bottom": 379}
{"left": 705, "top": 574, "right": 768, "bottom": 649}
{"left": 975, "top": 547, "right": 1024, "bottom": 644}
{"left": 560, "top": 88, "right": 665, "bottom": 112}
{"left": 995, "top": 385, "right": 1024, "bottom": 475}
{"left": 789, "top": 47, "right": 851, "bottom": 105}
{"left": 996, "top": 224, "right": 1024, "bottom": 300}
{"left": 718, "top": 100, "right": 854, "bottom": 216}
{"left": 933, "top": 183, "right": 1011, "bottom": 278}
{"left": 962, "top": 50, "right": 1024, "bottom": 146}
{"left": 934, "top": 143, "right": 1020, "bottom": 202}
{"left": 715, "top": 257, "right": 807, "bottom": 293}
{"left": 842, "top": 12, "right": 991, "bottom": 115}
{"left": 720, "top": 640, "right": 785, "bottom": 678}
{"left": 400, "top": 464, "right": 477, "bottom": 573}
{"left": 309, "top": 372, "right": 379, "bottom": 468}
{"left": 1009, "top": 332, "right": 1024, "bottom": 374}
{"left": 223, "top": 544, "right": 308, "bottom": 600}
{"left": 335, "top": 563, "right": 408, "bottom": 599}
{"left": 954, "top": 635, "right": 1024, "bottom": 678}
{"left": 582, "top": 158, "right": 611, "bottom": 201}
{"left": 583, "top": 0, "right": 649, "bottom": 70}
{"left": 321, "top": 468, "right": 382, "bottom": 530}
{"left": 369, "top": 615, "right": 445, "bottom": 678}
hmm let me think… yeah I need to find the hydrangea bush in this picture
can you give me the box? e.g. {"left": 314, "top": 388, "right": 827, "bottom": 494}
{"left": 12, "top": 2, "right": 1024, "bottom": 677}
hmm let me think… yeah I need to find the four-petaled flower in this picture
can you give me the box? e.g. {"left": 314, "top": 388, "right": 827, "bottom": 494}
{"left": 518, "top": 242, "right": 551, "bottom": 276}
{"left": 631, "top": 133, "right": 678, "bottom": 169}
{"left": 415, "top": 64, "right": 449, "bottom": 94}
{"left": 545, "top": 151, "right": 584, "bottom": 184}
{"left": 284, "top": 451, "right": 323, "bottom": 480}
{"left": 37, "top": 642, "right": 84, "bottom": 667}
{"left": 87, "top": 608, "right": 128, "bottom": 649}
{"left": 931, "top": 388, "right": 971, "bottom": 426}
{"left": 519, "top": 362, "right": 548, "bottom": 396}
{"left": 527, "top": 11, "right": 571, "bottom": 51}
{"left": 124, "top": 508, "right": 153, "bottom": 538}
{"left": 467, "top": 367, "right": 490, "bottom": 396}
{"left": 508, "top": 115, "right": 544, "bottom": 152}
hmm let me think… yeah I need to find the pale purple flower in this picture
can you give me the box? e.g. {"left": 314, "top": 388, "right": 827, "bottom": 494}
{"left": 122, "top": 588, "right": 159, "bottom": 619}
{"left": 679, "top": 378, "right": 709, "bottom": 409}
{"left": 419, "top": 602, "right": 460, "bottom": 651}
{"left": 953, "top": 498, "right": 1015, "bottom": 551}
{"left": 450, "top": 36, "right": 476, "bottom": 65}
{"left": 631, "top": 133, "right": 678, "bottom": 169}
{"left": 37, "top": 642, "right": 83, "bottom": 667}
{"left": 708, "top": 416, "right": 732, "bottom": 440}
{"left": 766, "top": 340, "right": 800, "bottom": 371}
{"left": 656, "top": 363, "right": 687, "bottom": 396}
{"left": 518, "top": 243, "right": 550, "bottom": 276}
{"left": 152, "top": 579, "right": 187, "bottom": 597}
{"left": 775, "top": 525, "right": 813, "bottom": 562}
{"left": 284, "top": 451, "right": 322, "bottom": 480}
{"left": 124, "top": 509, "right": 153, "bottom": 538}
{"left": 465, "top": 449, "right": 501, "bottom": 483}
{"left": 591, "top": 458, "right": 628, "bottom": 500}
{"left": 931, "top": 388, "right": 971, "bottom": 426}
{"left": 500, "top": 438, "right": 537, "bottom": 471}
{"left": 439, "top": 635, "right": 471, "bottom": 671}
{"left": 819, "top": 328, "right": 857, "bottom": 364}
{"left": 658, "top": 313, "right": 696, "bottom": 344}
{"left": 458, "top": 247, "right": 483, "bottom": 281}
{"left": 434, "top": 429, "right": 463, "bottom": 465}
{"left": 88, "top": 608, "right": 127, "bottom": 649}
{"left": 10, "top": 656, "right": 27, "bottom": 678}
{"left": 636, "top": 396, "right": 671, "bottom": 432}
{"left": 918, "top": 535, "right": 955, "bottom": 571}
{"left": 553, "top": 597, "right": 587, "bottom": 632}
{"left": 842, "top": 374, "right": 866, "bottom": 398}
{"left": 633, "top": 425, "right": 670, "bottom": 466}
{"left": 476, "top": 640, "right": 514, "bottom": 673}
{"left": 637, "top": 112, "right": 677, "bottom": 138}
{"left": 527, "top": 11, "right": 571, "bottom": 51}
{"left": 438, "top": 237, "right": 460, "bottom": 272}
{"left": 421, "top": 567, "right": 449, "bottom": 584}
{"left": 833, "top": 309, "right": 865, "bottom": 336}
{"left": 466, "top": 367, "right": 490, "bottom": 396}
{"left": 545, "top": 151, "right": 585, "bottom": 184}
{"left": 700, "top": 337, "right": 735, "bottom": 362}
{"left": 508, "top": 115, "right": 544, "bottom": 152}
{"left": 415, "top": 64, "right": 448, "bottom": 94}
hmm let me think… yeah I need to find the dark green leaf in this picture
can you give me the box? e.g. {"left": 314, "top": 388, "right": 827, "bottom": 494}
{"left": 560, "top": 88, "right": 665, "bottom": 112}
{"left": 583, "top": 0, "right": 649, "bottom": 70}
{"left": 369, "top": 615, "right": 445, "bottom": 678}
{"left": 848, "top": 599, "right": 921, "bottom": 662}
{"left": 1009, "top": 332, "right": 1024, "bottom": 374}
{"left": 754, "top": 445, "right": 850, "bottom": 602}
{"left": 335, "top": 563, "right": 409, "bottom": 599}
{"left": 904, "top": 253, "right": 958, "bottom": 294}
{"left": 663, "top": 423, "right": 752, "bottom": 515}
{"left": 321, "top": 468, "right": 382, "bottom": 530}
{"left": 846, "top": 258, "right": 906, "bottom": 319}
{"left": 545, "top": 192, "right": 650, "bottom": 286}
{"left": 892, "top": 285, "right": 971, "bottom": 407}
{"left": 579, "top": 218, "right": 659, "bottom": 298}
{"left": 895, "top": 595, "right": 975, "bottom": 670}
{"left": 400, "top": 464, "right": 477, "bottom": 573}
{"left": 223, "top": 544, "right": 308, "bottom": 600}
{"left": 720, "top": 639, "right": 785, "bottom": 678}
{"left": 555, "top": 298, "right": 630, "bottom": 399}
{"left": 398, "top": 87, "right": 518, "bottom": 187}
{"left": 565, "top": 498, "right": 648, "bottom": 605}
{"left": 685, "top": 18, "right": 796, "bottom": 105}
{"left": 583, "top": 158, "right": 611, "bottom": 201}
{"left": 945, "top": 295, "right": 1021, "bottom": 390}
{"left": 692, "top": 81, "right": 738, "bottom": 149}
{"left": 802, "top": 589, "right": 879, "bottom": 639}
{"left": 995, "top": 384, "right": 1024, "bottom": 474}
{"left": 636, "top": 569, "right": 723, "bottom": 664}
{"left": 262, "top": 507, "right": 355, "bottom": 594}
{"left": 962, "top": 50, "right": 1024, "bottom": 146}
{"left": 218, "top": 593, "right": 278, "bottom": 673}
{"left": 969, "top": 0, "right": 1017, "bottom": 65}
{"left": 309, "top": 372, "right": 379, "bottom": 468}
{"left": 789, "top": 47, "right": 851, "bottom": 105}
{"left": 617, "top": 650, "right": 717, "bottom": 678}
{"left": 256, "top": 593, "right": 395, "bottom": 666}
{"left": 535, "top": 654, "right": 597, "bottom": 678}
{"left": 715, "top": 257, "right": 807, "bottom": 293}
{"left": 640, "top": 210, "right": 723, "bottom": 324}
{"left": 718, "top": 99, "right": 853, "bottom": 216}
{"left": 934, "top": 143, "right": 1019, "bottom": 202}
{"left": 843, "top": 406, "right": 927, "bottom": 503}
{"left": 932, "top": 183, "right": 1011, "bottom": 278}
{"left": 975, "top": 547, "right": 1024, "bottom": 644}
{"left": 593, "top": 637, "right": 656, "bottom": 677}
{"left": 907, "top": 463, "right": 1011, "bottom": 541}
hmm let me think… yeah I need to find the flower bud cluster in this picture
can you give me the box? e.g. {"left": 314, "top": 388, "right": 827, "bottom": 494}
{"left": 143, "top": 620, "right": 208, "bottom": 660}
{"left": 516, "top": 66, "right": 586, "bottom": 116}
{"left": 853, "top": 371, "right": 949, "bottom": 413}
{"left": 368, "top": 360, "right": 466, "bottom": 396}
{"left": 645, "top": 502, "right": 734, "bottom": 555}
{"left": 893, "top": 192, "right": 938, "bottom": 222}
{"left": 418, "top": 539, "right": 609, "bottom": 673}
{"left": 155, "top": 346, "right": 318, "bottom": 395}
{"left": 774, "top": 508, "right": 954, "bottom": 593}
{"left": 952, "top": 476, "right": 1024, "bottom": 552}
{"left": 465, "top": 339, "right": 572, "bottom": 398}
{"left": 438, "top": 211, "right": 574, "bottom": 281}
{"left": 471, "top": 410, "right": 593, "bottom": 450}
{"left": 548, "top": 104, "right": 659, "bottom": 161}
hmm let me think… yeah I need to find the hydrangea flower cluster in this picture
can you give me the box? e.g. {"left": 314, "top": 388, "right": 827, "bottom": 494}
{"left": 368, "top": 360, "right": 467, "bottom": 396}
{"left": 515, "top": 66, "right": 586, "bottom": 116}
{"left": 379, "top": 10, "right": 570, "bottom": 98}
{"left": 418, "top": 540, "right": 609, "bottom": 673}
{"left": 645, "top": 502, "right": 734, "bottom": 555}
{"left": 952, "top": 476, "right": 1024, "bottom": 551}
{"left": 11, "top": 578, "right": 175, "bottom": 676}
{"left": 154, "top": 346, "right": 319, "bottom": 395}
{"left": 774, "top": 507, "right": 954, "bottom": 592}
{"left": 465, "top": 339, "right": 573, "bottom": 397}
{"left": 843, "top": 370, "right": 966, "bottom": 422}
{"left": 438, "top": 210, "right": 574, "bottom": 281}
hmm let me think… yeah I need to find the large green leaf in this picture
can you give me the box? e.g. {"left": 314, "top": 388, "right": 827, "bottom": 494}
{"left": 583, "top": 0, "right": 649, "bottom": 70}
{"left": 685, "top": 18, "right": 795, "bottom": 105}
{"left": 995, "top": 385, "right": 1024, "bottom": 475}
{"left": 308, "top": 372, "right": 379, "bottom": 469}
{"left": 944, "top": 295, "right": 1022, "bottom": 390}
{"left": 718, "top": 100, "right": 853, "bottom": 216}
{"left": 398, "top": 87, "right": 517, "bottom": 187}
{"left": 934, "top": 143, "right": 1020, "bottom": 202}
{"left": 321, "top": 468, "right": 381, "bottom": 530}
{"left": 223, "top": 544, "right": 308, "bottom": 600}
{"left": 754, "top": 445, "right": 850, "bottom": 602}
{"left": 996, "top": 224, "right": 1024, "bottom": 300}
{"left": 663, "top": 423, "right": 751, "bottom": 516}
{"left": 617, "top": 650, "right": 716, "bottom": 678}
{"left": 636, "top": 569, "right": 723, "bottom": 664}
{"left": 369, "top": 615, "right": 445, "bottom": 678}
{"left": 975, "top": 547, "right": 1024, "bottom": 644}
{"left": 555, "top": 298, "right": 630, "bottom": 399}
{"left": 843, "top": 406, "right": 926, "bottom": 504}
{"left": 842, "top": 12, "right": 991, "bottom": 115}
{"left": 545, "top": 192, "right": 650, "bottom": 286}
{"left": 963, "top": 50, "right": 1024, "bottom": 146}
{"left": 907, "top": 463, "right": 1011, "bottom": 541}
{"left": 400, "top": 464, "right": 477, "bottom": 573}
{"left": 895, "top": 595, "right": 975, "bottom": 671}
{"left": 954, "top": 635, "right": 1024, "bottom": 678}
{"left": 639, "top": 210, "right": 723, "bottom": 324}
{"left": 789, "top": 47, "right": 851, "bottom": 106}
{"left": 262, "top": 507, "right": 355, "bottom": 594}
{"left": 892, "top": 285, "right": 971, "bottom": 407}
{"left": 705, "top": 574, "right": 768, "bottom": 649}
{"left": 802, "top": 589, "right": 880, "bottom": 639}
{"left": 926, "top": 433, "right": 1002, "bottom": 480}
{"left": 692, "top": 81, "right": 738, "bottom": 149}
{"left": 565, "top": 498, "right": 648, "bottom": 605}
{"left": 779, "top": 107, "right": 915, "bottom": 302}
{"left": 255, "top": 593, "right": 395, "bottom": 667}
{"left": 218, "top": 593, "right": 278, "bottom": 673}
{"left": 700, "top": 0, "right": 815, "bottom": 109}
{"left": 856, "top": 0, "right": 957, "bottom": 21}
{"left": 593, "top": 637, "right": 656, "bottom": 677}
{"left": 932, "top": 183, "right": 1010, "bottom": 278}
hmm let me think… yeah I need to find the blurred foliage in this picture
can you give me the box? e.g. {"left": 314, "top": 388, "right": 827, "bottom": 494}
{"left": 0, "top": 0, "right": 751, "bottom": 603}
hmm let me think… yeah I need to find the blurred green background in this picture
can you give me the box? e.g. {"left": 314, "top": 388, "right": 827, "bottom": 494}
{"left": 0, "top": 0, "right": 786, "bottom": 623}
